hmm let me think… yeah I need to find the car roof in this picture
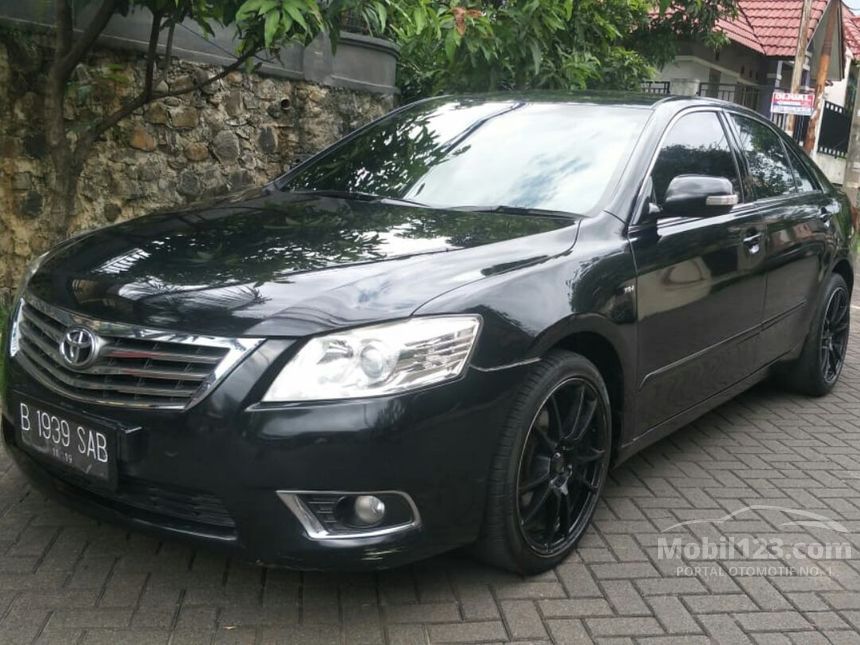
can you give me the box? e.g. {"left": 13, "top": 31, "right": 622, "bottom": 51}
{"left": 428, "top": 91, "right": 662, "bottom": 108}
{"left": 418, "top": 92, "right": 760, "bottom": 115}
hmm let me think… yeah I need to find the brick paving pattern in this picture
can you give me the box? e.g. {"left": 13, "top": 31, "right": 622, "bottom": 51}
{"left": 2, "top": 289, "right": 860, "bottom": 643}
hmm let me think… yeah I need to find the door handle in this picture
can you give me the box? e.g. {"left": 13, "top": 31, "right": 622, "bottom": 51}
{"left": 742, "top": 230, "right": 763, "bottom": 255}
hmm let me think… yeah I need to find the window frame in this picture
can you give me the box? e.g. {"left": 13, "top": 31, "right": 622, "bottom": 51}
{"left": 632, "top": 107, "right": 746, "bottom": 226}
{"left": 786, "top": 146, "right": 821, "bottom": 194}
{"left": 722, "top": 109, "right": 803, "bottom": 203}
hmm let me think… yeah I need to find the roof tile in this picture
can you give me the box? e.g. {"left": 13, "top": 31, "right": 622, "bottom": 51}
{"left": 842, "top": 5, "right": 860, "bottom": 54}
{"left": 713, "top": 0, "right": 835, "bottom": 57}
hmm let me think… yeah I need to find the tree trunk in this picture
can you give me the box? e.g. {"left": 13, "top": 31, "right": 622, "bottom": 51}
{"left": 42, "top": 67, "right": 80, "bottom": 247}
{"left": 46, "top": 162, "right": 81, "bottom": 240}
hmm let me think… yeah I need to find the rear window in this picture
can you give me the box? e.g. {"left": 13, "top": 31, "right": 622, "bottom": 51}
{"left": 729, "top": 115, "right": 796, "bottom": 199}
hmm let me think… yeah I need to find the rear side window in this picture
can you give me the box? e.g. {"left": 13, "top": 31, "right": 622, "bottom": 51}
{"left": 786, "top": 148, "right": 820, "bottom": 193}
{"left": 730, "top": 115, "right": 796, "bottom": 199}
{"left": 651, "top": 111, "right": 740, "bottom": 205}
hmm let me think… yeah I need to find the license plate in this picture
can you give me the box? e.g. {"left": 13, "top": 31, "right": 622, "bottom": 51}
{"left": 15, "top": 397, "right": 115, "bottom": 485}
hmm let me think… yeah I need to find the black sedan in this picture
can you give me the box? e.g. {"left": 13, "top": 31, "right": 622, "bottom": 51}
{"left": 2, "top": 93, "right": 854, "bottom": 573}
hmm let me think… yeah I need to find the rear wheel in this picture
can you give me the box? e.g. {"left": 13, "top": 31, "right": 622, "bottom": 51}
{"left": 475, "top": 351, "right": 611, "bottom": 574}
{"left": 778, "top": 273, "right": 850, "bottom": 396}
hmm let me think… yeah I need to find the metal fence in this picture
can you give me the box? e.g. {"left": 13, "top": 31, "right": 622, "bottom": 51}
{"left": 640, "top": 81, "right": 671, "bottom": 95}
{"left": 696, "top": 82, "right": 761, "bottom": 110}
{"left": 770, "top": 101, "right": 850, "bottom": 158}
{"left": 769, "top": 112, "right": 811, "bottom": 146}
{"left": 818, "top": 101, "right": 851, "bottom": 158}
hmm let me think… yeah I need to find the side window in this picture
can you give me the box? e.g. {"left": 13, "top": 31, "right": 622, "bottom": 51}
{"left": 729, "top": 115, "right": 796, "bottom": 199}
{"left": 786, "top": 148, "right": 820, "bottom": 193}
{"left": 651, "top": 112, "right": 740, "bottom": 205}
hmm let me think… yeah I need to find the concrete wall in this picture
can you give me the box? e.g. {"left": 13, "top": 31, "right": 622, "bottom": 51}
{"left": 0, "top": 1, "right": 399, "bottom": 95}
{"left": 813, "top": 151, "right": 847, "bottom": 183}
{"left": 654, "top": 42, "right": 767, "bottom": 96}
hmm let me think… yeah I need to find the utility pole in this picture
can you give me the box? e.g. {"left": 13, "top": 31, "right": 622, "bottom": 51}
{"left": 786, "top": 0, "right": 815, "bottom": 134}
{"left": 804, "top": 3, "right": 840, "bottom": 152}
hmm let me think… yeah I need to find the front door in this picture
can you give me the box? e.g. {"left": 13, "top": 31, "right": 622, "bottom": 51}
{"left": 629, "top": 110, "right": 767, "bottom": 432}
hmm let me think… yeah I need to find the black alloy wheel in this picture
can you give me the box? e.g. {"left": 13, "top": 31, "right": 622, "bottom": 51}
{"left": 820, "top": 285, "right": 850, "bottom": 384}
{"left": 516, "top": 378, "right": 607, "bottom": 556}
{"left": 475, "top": 351, "right": 612, "bottom": 574}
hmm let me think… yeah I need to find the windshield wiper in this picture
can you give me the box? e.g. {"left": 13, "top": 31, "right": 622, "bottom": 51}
{"left": 449, "top": 204, "right": 578, "bottom": 219}
{"left": 441, "top": 102, "right": 526, "bottom": 153}
{"left": 288, "top": 189, "right": 427, "bottom": 208}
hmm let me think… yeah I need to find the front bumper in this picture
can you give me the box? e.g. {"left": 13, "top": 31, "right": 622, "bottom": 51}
{"left": 2, "top": 339, "right": 529, "bottom": 570}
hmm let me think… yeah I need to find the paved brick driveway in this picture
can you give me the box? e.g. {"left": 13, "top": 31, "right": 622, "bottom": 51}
{"left": 3, "top": 293, "right": 860, "bottom": 644}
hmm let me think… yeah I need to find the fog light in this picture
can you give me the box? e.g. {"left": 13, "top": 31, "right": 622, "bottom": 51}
{"left": 354, "top": 495, "right": 386, "bottom": 526}
{"left": 277, "top": 491, "right": 419, "bottom": 538}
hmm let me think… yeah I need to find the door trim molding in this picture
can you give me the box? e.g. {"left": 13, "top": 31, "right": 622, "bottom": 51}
{"left": 638, "top": 321, "right": 760, "bottom": 390}
{"left": 638, "top": 300, "right": 808, "bottom": 391}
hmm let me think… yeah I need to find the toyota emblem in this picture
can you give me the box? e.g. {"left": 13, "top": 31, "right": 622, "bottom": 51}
{"left": 59, "top": 327, "right": 100, "bottom": 369}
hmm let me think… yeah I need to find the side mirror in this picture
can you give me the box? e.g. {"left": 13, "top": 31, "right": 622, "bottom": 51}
{"left": 661, "top": 175, "right": 738, "bottom": 217}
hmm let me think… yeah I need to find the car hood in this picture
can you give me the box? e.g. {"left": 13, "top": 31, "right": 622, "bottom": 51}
{"left": 28, "top": 189, "right": 579, "bottom": 337}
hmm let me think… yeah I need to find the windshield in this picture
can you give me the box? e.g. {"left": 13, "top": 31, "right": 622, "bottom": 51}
{"left": 280, "top": 98, "right": 650, "bottom": 215}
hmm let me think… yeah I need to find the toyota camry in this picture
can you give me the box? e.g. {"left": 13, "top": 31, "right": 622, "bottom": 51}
{"left": 2, "top": 93, "right": 854, "bottom": 573}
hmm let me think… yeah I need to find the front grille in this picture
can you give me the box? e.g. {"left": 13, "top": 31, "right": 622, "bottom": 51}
{"left": 13, "top": 295, "right": 261, "bottom": 410}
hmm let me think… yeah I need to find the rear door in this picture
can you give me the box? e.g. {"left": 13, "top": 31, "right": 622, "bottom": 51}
{"left": 629, "top": 109, "right": 767, "bottom": 432}
{"left": 725, "top": 113, "right": 832, "bottom": 364}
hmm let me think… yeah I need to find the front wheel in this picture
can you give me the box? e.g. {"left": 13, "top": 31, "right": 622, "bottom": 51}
{"left": 778, "top": 272, "right": 851, "bottom": 396}
{"left": 474, "top": 351, "right": 612, "bottom": 574}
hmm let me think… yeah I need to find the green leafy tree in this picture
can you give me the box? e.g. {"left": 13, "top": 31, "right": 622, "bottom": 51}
{"left": 39, "top": 0, "right": 368, "bottom": 241}
{"left": 382, "top": 0, "right": 738, "bottom": 101}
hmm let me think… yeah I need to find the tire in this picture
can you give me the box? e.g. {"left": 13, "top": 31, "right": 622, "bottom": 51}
{"left": 474, "top": 350, "right": 612, "bottom": 574}
{"left": 778, "top": 272, "right": 851, "bottom": 397}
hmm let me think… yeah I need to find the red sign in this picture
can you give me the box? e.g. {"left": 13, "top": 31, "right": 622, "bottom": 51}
{"left": 770, "top": 91, "right": 814, "bottom": 116}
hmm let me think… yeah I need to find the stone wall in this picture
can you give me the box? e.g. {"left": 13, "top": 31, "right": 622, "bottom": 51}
{"left": 0, "top": 36, "right": 395, "bottom": 304}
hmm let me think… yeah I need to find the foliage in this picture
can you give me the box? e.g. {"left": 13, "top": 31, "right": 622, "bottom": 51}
{"left": 372, "top": 0, "right": 737, "bottom": 101}
{"left": 54, "top": 0, "right": 368, "bottom": 139}
{"left": 39, "top": 0, "right": 375, "bottom": 239}
{"left": 284, "top": 99, "right": 455, "bottom": 197}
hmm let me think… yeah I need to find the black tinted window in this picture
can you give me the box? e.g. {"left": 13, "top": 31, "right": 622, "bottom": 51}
{"left": 282, "top": 99, "right": 650, "bottom": 215}
{"left": 651, "top": 112, "right": 739, "bottom": 205}
{"left": 730, "top": 115, "right": 796, "bottom": 199}
{"left": 787, "top": 148, "right": 819, "bottom": 193}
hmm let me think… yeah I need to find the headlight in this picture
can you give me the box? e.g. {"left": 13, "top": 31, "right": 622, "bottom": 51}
{"left": 15, "top": 251, "right": 49, "bottom": 301}
{"left": 8, "top": 251, "right": 48, "bottom": 357}
{"left": 7, "top": 299, "right": 22, "bottom": 357}
{"left": 262, "top": 316, "right": 482, "bottom": 402}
